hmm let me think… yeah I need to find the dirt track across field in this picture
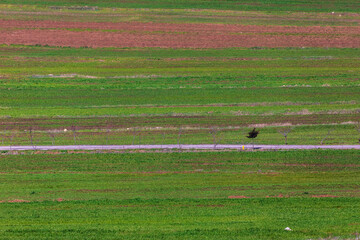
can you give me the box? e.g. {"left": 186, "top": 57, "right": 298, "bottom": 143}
{"left": 0, "top": 144, "right": 359, "bottom": 151}
{"left": 0, "top": 19, "right": 359, "bottom": 48}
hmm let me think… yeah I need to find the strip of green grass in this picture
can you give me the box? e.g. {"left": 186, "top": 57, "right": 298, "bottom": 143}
{"left": 2, "top": 45, "right": 359, "bottom": 59}
{"left": 1, "top": 5, "right": 359, "bottom": 26}
{"left": 0, "top": 198, "right": 358, "bottom": 239}
{"left": 1, "top": 123, "right": 359, "bottom": 145}
{"left": 1, "top": 46, "right": 359, "bottom": 89}
{"left": 2, "top": 74, "right": 359, "bottom": 90}
{"left": 2, "top": 0, "right": 360, "bottom": 13}
{"left": 0, "top": 150, "right": 359, "bottom": 239}
{"left": 1, "top": 87, "right": 359, "bottom": 108}
{"left": 1, "top": 102, "right": 359, "bottom": 118}
{"left": 0, "top": 46, "right": 358, "bottom": 145}
{"left": 0, "top": 150, "right": 359, "bottom": 200}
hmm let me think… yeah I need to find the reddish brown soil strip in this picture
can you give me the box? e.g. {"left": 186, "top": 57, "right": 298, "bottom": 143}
{"left": 311, "top": 194, "right": 338, "bottom": 198}
{"left": 0, "top": 170, "right": 280, "bottom": 175}
{"left": 0, "top": 20, "right": 358, "bottom": 48}
{"left": 7, "top": 199, "right": 30, "bottom": 203}
{"left": 258, "top": 172, "right": 281, "bottom": 175}
{"left": 348, "top": 223, "right": 360, "bottom": 226}
{"left": 1, "top": 113, "right": 358, "bottom": 131}
{"left": 231, "top": 162, "right": 360, "bottom": 168}
{"left": 1, "top": 20, "right": 359, "bottom": 34}
{"left": 267, "top": 163, "right": 360, "bottom": 168}
{"left": 266, "top": 194, "right": 289, "bottom": 198}
{"left": 0, "top": 171, "right": 216, "bottom": 175}
{"left": 1, "top": 198, "right": 65, "bottom": 203}
{"left": 184, "top": 162, "right": 225, "bottom": 166}
{"left": 228, "top": 195, "right": 250, "bottom": 199}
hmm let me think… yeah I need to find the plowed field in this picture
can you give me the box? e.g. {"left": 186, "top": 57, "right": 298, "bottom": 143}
{"left": 1, "top": 20, "right": 359, "bottom": 48}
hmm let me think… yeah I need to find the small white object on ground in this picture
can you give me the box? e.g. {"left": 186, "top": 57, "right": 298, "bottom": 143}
{"left": 284, "top": 227, "right": 292, "bottom": 231}
{"left": 64, "top": 129, "right": 67, "bottom": 132}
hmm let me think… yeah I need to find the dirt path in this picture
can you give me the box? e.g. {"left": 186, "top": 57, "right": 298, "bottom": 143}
{"left": 0, "top": 144, "right": 359, "bottom": 151}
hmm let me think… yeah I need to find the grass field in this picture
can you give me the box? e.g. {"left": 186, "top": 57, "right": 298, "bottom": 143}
{"left": 0, "top": 123, "right": 359, "bottom": 146}
{"left": 1, "top": 8, "right": 359, "bottom": 27}
{"left": 1, "top": 150, "right": 360, "bottom": 239}
{"left": 1, "top": 0, "right": 360, "bottom": 12}
{"left": 0, "top": 46, "right": 359, "bottom": 145}
{"left": 1, "top": 0, "right": 360, "bottom": 239}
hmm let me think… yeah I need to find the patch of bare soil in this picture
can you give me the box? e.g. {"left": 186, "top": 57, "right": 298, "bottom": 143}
{"left": 7, "top": 199, "right": 30, "bottom": 203}
{"left": 267, "top": 163, "right": 360, "bottom": 168}
{"left": 1, "top": 20, "right": 359, "bottom": 34}
{"left": 228, "top": 195, "right": 250, "bottom": 199}
{"left": 0, "top": 20, "right": 358, "bottom": 48}
{"left": 266, "top": 194, "right": 289, "bottom": 198}
{"left": 0, "top": 198, "right": 66, "bottom": 203}
{"left": 311, "top": 194, "right": 339, "bottom": 198}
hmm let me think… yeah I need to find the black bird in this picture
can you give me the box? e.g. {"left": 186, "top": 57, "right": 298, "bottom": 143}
{"left": 247, "top": 128, "right": 259, "bottom": 139}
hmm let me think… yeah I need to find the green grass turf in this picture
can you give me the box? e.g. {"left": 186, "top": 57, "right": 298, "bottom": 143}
{"left": 0, "top": 46, "right": 359, "bottom": 118}
{"left": 0, "top": 150, "right": 360, "bottom": 239}
{"left": 0, "top": 1, "right": 359, "bottom": 239}
{"left": 1, "top": 7, "right": 359, "bottom": 26}
{"left": 0, "top": 87, "right": 359, "bottom": 124}
{"left": 2, "top": 0, "right": 360, "bottom": 13}
{"left": 1, "top": 198, "right": 359, "bottom": 239}
{"left": 0, "top": 114, "right": 359, "bottom": 145}
{"left": 1, "top": 87, "right": 359, "bottom": 108}
{"left": 1, "top": 123, "right": 360, "bottom": 146}
{"left": 2, "top": 45, "right": 359, "bottom": 60}
{"left": 0, "top": 46, "right": 358, "bottom": 145}
{"left": 1, "top": 102, "right": 359, "bottom": 120}
{"left": 2, "top": 47, "right": 359, "bottom": 89}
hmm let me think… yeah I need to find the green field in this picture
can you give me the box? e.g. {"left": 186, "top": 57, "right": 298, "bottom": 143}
{"left": 1, "top": 150, "right": 360, "bottom": 239}
{"left": 1, "top": 0, "right": 360, "bottom": 239}
{"left": 2, "top": 0, "right": 360, "bottom": 12}
{"left": 0, "top": 123, "right": 359, "bottom": 146}
{"left": 1, "top": 6, "right": 359, "bottom": 26}
{"left": 1, "top": 46, "right": 359, "bottom": 145}
{"left": 1, "top": 48, "right": 359, "bottom": 108}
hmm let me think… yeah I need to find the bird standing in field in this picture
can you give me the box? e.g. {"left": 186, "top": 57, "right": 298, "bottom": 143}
{"left": 247, "top": 128, "right": 259, "bottom": 139}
